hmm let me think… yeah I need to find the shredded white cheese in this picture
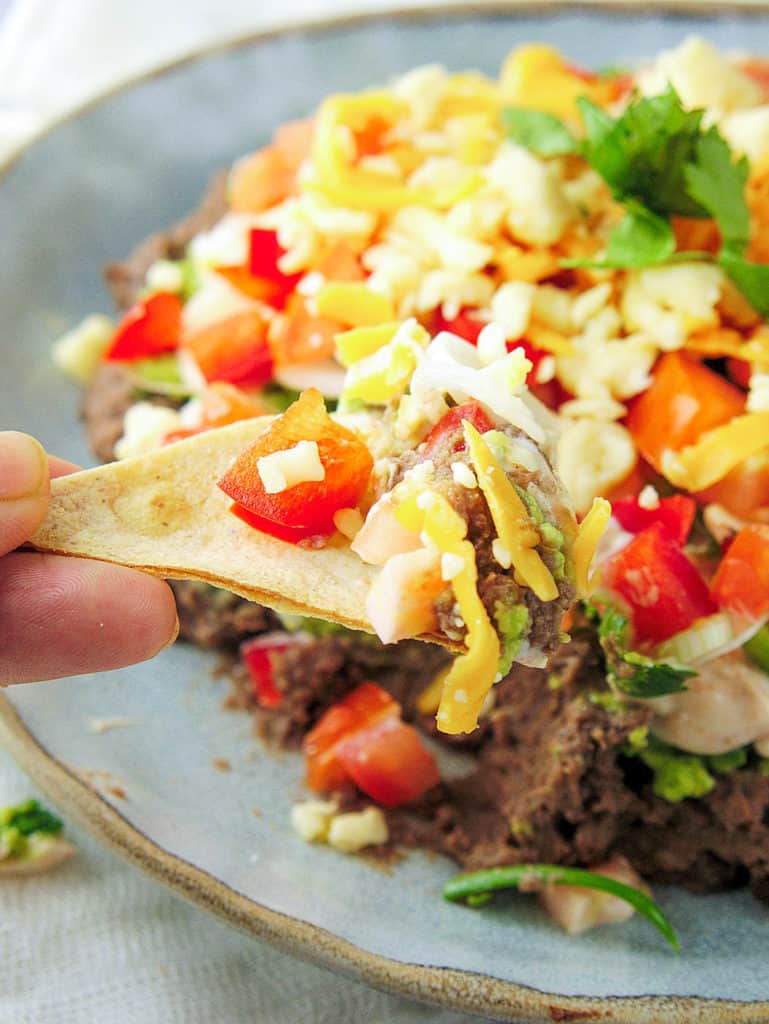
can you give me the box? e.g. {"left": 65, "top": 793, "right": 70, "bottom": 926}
{"left": 257, "top": 441, "right": 325, "bottom": 494}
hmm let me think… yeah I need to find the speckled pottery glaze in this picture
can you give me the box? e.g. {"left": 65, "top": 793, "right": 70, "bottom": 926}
{"left": 2, "top": 6, "right": 769, "bottom": 1021}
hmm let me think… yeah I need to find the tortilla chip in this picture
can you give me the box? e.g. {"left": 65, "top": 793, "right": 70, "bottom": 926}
{"left": 30, "top": 418, "right": 390, "bottom": 636}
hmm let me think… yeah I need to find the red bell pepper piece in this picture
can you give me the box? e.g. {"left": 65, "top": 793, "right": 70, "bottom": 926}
{"left": 710, "top": 525, "right": 769, "bottom": 620}
{"left": 240, "top": 632, "right": 304, "bottom": 707}
{"left": 602, "top": 523, "right": 716, "bottom": 645}
{"left": 218, "top": 387, "right": 373, "bottom": 540}
{"left": 104, "top": 292, "right": 183, "bottom": 361}
{"left": 627, "top": 352, "right": 745, "bottom": 474}
{"left": 182, "top": 310, "right": 273, "bottom": 388}
{"left": 248, "top": 228, "right": 302, "bottom": 309}
{"left": 433, "top": 307, "right": 485, "bottom": 345}
{"left": 302, "top": 682, "right": 439, "bottom": 806}
{"left": 420, "top": 400, "right": 495, "bottom": 460}
{"left": 612, "top": 494, "right": 697, "bottom": 547}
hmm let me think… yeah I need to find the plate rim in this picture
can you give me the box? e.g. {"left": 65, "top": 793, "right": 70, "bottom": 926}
{"left": 3, "top": 4, "right": 769, "bottom": 1019}
{"left": 2, "top": 694, "right": 767, "bottom": 1023}
{"left": 3, "top": 0, "right": 769, "bottom": 176}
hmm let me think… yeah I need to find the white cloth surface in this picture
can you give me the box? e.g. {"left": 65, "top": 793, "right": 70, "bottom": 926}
{"left": 0, "top": 2, "right": 496, "bottom": 1021}
{"left": 0, "top": 747, "right": 483, "bottom": 1024}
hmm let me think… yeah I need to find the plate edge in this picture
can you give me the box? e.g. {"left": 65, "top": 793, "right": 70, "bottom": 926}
{"left": 3, "top": 0, "right": 769, "bottom": 175}
{"left": 0, "top": 693, "right": 766, "bottom": 1023}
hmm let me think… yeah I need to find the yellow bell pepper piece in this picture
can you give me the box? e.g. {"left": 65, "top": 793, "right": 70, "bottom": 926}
{"left": 499, "top": 44, "right": 617, "bottom": 122}
{"left": 316, "top": 282, "right": 395, "bottom": 327}
{"left": 335, "top": 322, "right": 401, "bottom": 367}
{"left": 464, "top": 422, "right": 559, "bottom": 602}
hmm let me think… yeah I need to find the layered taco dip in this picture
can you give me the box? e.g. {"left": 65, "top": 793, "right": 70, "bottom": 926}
{"left": 54, "top": 36, "right": 769, "bottom": 938}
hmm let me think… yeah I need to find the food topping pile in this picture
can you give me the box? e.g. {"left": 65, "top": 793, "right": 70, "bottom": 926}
{"left": 55, "top": 36, "right": 769, "bottom": 939}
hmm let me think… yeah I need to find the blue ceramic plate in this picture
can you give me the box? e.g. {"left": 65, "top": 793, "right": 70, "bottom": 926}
{"left": 2, "top": 8, "right": 769, "bottom": 1021}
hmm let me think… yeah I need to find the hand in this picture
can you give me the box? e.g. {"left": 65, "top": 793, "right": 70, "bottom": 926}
{"left": 0, "top": 431, "right": 178, "bottom": 685}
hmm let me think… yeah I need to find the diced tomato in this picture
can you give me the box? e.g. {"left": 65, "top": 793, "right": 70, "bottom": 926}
{"left": 612, "top": 494, "right": 697, "bottom": 547}
{"left": 335, "top": 717, "right": 441, "bottom": 808}
{"left": 727, "top": 357, "right": 753, "bottom": 390}
{"left": 268, "top": 293, "right": 341, "bottom": 366}
{"left": 240, "top": 633, "right": 303, "bottom": 707}
{"left": 273, "top": 118, "right": 315, "bottom": 169}
{"left": 228, "top": 147, "right": 296, "bottom": 214}
{"left": 741, "top": 57, "right": 769, "bottom": 101}
{"left": 627, "top": 352, "right": 745, "bottom": 474}
{"left": 182, "top": 310, "right": 273, "bottom": 387}
{"left": 433, "top": 307, "right": 485, "bottom": 345}
{"left": 104, "top": 292, "right": 183, "bottom": 361}
{"left": 302, "top": 682, "right": 439, "bottom": 805}
{"left": 710, "top": 525, "right": 769, "bottom": 620}
{"left": 603, "top": 460, "right": 646, "bottom": 504}
{"left": 314, "top": 241, "right": 365, "bottom": 283}
{"left": 303, "top": 682, "right": 399, "bottom": 792}
{"left": 509, "top": 338, "right": 551, "bottom": 382}
{"left": 163, "top": 382, "right": 265, "bottom": 444}
{"left": 420, "top": 400, "right": 496, "bottom": 460}
{"left": 602, "top": 523, "right": 716, "bottom": 644}
{"left": 218, "top": 387, "right": 373, "bottom": 538}
{"left": 697, "top": 454, "right": 769, "bottom": 520}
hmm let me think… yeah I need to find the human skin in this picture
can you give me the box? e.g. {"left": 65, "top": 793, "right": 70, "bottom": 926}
{"left": 0, "top": 431, "right": 178, "bottom": 686}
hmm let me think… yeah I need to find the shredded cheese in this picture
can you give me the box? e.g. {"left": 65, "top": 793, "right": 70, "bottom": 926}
{"left": 660, "top": 413, "right": 769, "bottom": 491}
{"left": 395, "top": 491, "right": 500, "bottom": 735}
{"left": 572, "top": 497, "right": 611, "bottom": 598}
{"left": 256, "top": 441, "right": 325, "bottom": 494}
{"left": 463, "top": 422, "right": 558, "bottom": 602}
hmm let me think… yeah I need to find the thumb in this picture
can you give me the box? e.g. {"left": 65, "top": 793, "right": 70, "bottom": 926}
{"left": 0, "top": 432, "right": 50, "bottom": 556}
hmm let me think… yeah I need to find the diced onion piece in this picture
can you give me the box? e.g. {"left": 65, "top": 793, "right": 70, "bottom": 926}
{"left": 539, "top": 855, "right": 649, "bottom": 935}
{"left": 52, "top": 314, "right": 114, "bottom": 383}
{"left": 658, "top": 613, "right": 734, "bottom": 665}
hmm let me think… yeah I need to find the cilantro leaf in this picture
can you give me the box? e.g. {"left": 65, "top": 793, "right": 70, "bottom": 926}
{"left": 596, "top": 606, "right": 694, "bottom": 698}
{"left": 578, "top": 88, "right": 707, "bottom": 218}
{"left": 564, "top": 201, "right": 676, "bottom": 269}
{"left": 501, "top": 108, "right": 578, "bottom": 157}
{"left": 718, "top": 246, "right": 769, "bottom": 319}
{"left": 684, "top": 129, "right": 750, "bottom": 249}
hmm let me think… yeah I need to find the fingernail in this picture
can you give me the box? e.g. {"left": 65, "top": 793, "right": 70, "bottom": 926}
{"left": 159, "top": 614, "right": 181, "bottom": 653}
{"left": 0, "top": 432, "right": 48, "bottom": 500}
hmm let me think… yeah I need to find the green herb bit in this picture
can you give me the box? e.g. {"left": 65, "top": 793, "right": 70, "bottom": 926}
{"left": 442, "top": 863, "right": 679, "bottom": 950}
{"left": 0, "top": 799, "right": 63, "bottom": 837}
{"left": 745, "top": 625, "right": 769, "bottom": 673}
{"left": 597, "top": 606, "right": 694, "bottom": 698}
{"left": 501, "top": 108, "right": 578, "bottom": 157}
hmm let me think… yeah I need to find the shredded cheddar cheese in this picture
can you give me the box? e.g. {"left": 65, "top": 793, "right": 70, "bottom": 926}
{"left": 463, "top": 422, "right": 558, "bottom": 602}
{"left": 395, "top": 490, "right": 500, "bottom": 734}
{"left": 572, "top": 497, "right": 611, "bottom": 598}
{"left": 660, "top": 412, "right": 769, "bottom": 491}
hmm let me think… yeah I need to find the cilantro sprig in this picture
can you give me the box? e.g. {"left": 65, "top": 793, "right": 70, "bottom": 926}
{"left": 504, "top": 88, "right": 769, "bottom": 315}
{"left": 595, "top": 606, "right": 694, "bottom": 698}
